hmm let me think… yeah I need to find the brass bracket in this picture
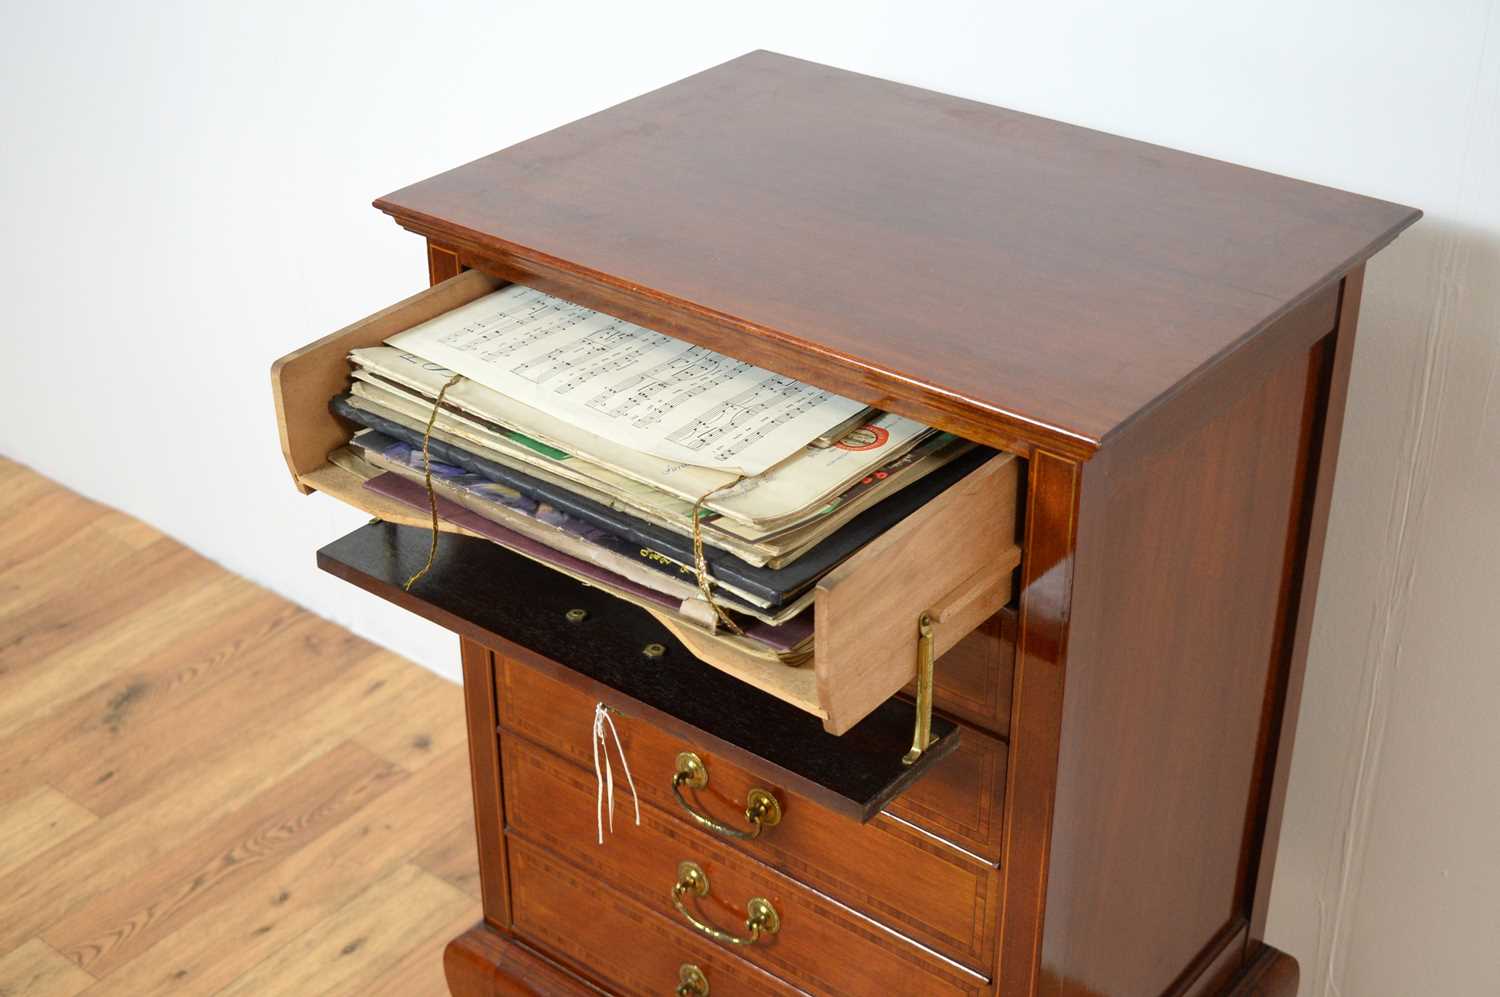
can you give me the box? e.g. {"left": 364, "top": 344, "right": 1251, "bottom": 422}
{"left": 902, "top": 611, "right": 936, "bottom": 766}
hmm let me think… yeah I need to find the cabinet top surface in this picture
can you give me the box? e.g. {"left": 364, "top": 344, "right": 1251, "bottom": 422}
{"left": 376, "top": 50, "right": 1418, "bottom": 451}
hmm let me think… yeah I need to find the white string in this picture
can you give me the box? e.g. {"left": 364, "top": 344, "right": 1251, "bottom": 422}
{"left": 592, "top": 702, "right": 640, "bottom": 844}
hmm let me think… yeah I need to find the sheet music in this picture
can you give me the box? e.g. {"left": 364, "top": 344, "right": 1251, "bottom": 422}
{"left": 386, "top": 285, "right": 866, "bottom": 476}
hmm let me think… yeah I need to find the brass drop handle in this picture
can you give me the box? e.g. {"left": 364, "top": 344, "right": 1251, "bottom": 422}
{"left": 671, "top": 861, "right": 780, "bottom": 947}
{"left": 676, "top": 963, "right": 710, "bottom": 996}
{"left": 671, "top": 752, "right": 782, "bottom": 840}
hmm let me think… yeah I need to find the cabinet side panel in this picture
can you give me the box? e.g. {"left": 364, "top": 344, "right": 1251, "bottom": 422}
{"left": 1037, "top": 338, "right": 1324, "bottom": 995}
{"left": 460, "top": 637, "right": 512, "bottom": 928}
{"left": 1247, "top": 265, "right": 1364, "bottom": 938}
{"left": 996, "top": 451, "right": 1082, "bottom": 995}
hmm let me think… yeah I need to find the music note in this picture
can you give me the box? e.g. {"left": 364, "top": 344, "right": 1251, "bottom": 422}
{"left": 385, "top": 282, "right": 868, "bottom": 475}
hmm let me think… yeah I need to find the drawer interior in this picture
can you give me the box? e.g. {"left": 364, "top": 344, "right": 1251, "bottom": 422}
{"left": 276, "top": 269, "right": 1023, "bottom": 739}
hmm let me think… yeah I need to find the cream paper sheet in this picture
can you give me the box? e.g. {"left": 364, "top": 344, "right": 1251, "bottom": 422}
{"left": 350, "top": 346, "right": 929, "bottom": 529}
{"left": 384, "top": 285, "right": 866, "bottom": 477}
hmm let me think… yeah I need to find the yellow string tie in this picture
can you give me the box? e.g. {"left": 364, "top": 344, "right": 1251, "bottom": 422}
{"left": 404, "top": 372, "right": 464, "bottom": 591}
{"left": 399, "top": 385, "right": 800, "bottom": 668}
{"left": 690, "top": 477, "right": 748, "bottom": 636}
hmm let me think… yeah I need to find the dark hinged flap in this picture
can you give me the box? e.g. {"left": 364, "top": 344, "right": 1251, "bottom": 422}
{"left": 317, "top": 522, "right": 959, "bottom": 821}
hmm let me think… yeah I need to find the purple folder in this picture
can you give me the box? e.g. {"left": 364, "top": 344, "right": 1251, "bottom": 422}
{"left": 364, "top": 472, "right": 811, "bottom": 652}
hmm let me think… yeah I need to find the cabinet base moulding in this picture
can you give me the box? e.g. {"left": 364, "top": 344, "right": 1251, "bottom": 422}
{"left": 1222, "top": 945, "right": 1299, "bottom": 997}
{"left": 444, "top": 922, "right": 598, "bottom": 997}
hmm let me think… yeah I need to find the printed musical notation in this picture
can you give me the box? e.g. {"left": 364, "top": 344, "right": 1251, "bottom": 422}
{"left": 662, "top": 376, "right": 834, "bottom": 462}
{"left": 386, "top": 285, "right": 866, "bottom": 476}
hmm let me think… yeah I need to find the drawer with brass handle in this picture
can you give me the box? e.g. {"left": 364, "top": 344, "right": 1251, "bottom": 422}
{"left": 498, "top": 651, "right": 1008, "bottom": 861}
{"left": 501, "top": 732, "right": 992, "bottom": 993}
{"left": 672, "top": 752, "right": 783, "bottom": 840}
{"left": 508, "top": 839, "right": 794, "bottom": 996}
{"left": 497, "top": 656, "right": 1004, "bottom": 970}
{"left": 677, "top": 962, "right": 712, "bottom": 996}
{"left": 672, "top": 861, "right": 781, "bottom": 947}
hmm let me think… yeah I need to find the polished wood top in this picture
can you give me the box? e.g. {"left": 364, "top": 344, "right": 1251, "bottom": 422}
{"left": 376, "top": 51, "right": 1418, "bottom": 454}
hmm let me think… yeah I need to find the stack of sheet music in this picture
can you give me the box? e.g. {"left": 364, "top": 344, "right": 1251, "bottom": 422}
{"left": 327, "top": 284, "right": 992, "bottom": 668}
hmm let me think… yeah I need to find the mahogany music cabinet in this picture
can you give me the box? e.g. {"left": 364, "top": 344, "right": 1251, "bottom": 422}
{"left": 272, "top": 51, "right": 1419, "bottom": 996}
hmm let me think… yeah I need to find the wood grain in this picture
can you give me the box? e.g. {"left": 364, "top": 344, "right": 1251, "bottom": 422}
{"left": 376, "top": 50, "right": 1419, "bottom": 455}
{"left": 55, "top": 612, "right": 375, "bottom": 817}
{"left": 0, "top": 506, "right": 158, "bottom": 619}
{"left": 0, "top": 786, "right": 96, "bottom": 878}
{"left": 0, "top": 543, "right": 231, "bottom": 737}
{"left": 1248, "top": 268, "right": 1366, "bottom": 944}
{"left": 270, "top": 267, "right": 502, "bottom": 489}
{"left": 0, "top": 938, "right": 94, "bottom": 997}
{"left": 46, "top": 743, "right": 404, "bottom": 975}
{"left": 212, "top": 863, "right": 471, "bottom": 997}
{"left": 505, "top": 843, "right": 795, "bottom": 996}
{"left": 89, "top": 749, "right": 476, "bottom": 996}
{"left": 365, "top": 907, "right": 483, "bottom": 997}
{"left": 354, "top": 657, "right": 471, "bottom": 771}
{"left": 1036, "top": 315, "right": 1331, "bottom": 993}
{"left": 501, "top": 736, "right": 989, "bottom": 993}
{"left": 0, "top": 648, "right": 439, "bottom": 956}
{"left": 498, "top": 646, "right": 1008, "bottom": 865}
{"left": 502, "top": 727, "right": 999, "bottom": 973}
{"left": 459, "top": 639, "right": 512, "bottom": 930}
{"left": 0, "top": 592, "right": 305, "bottom": 805}
{"left": 0, "top": 480, "right": 108, "bottom": 570}
{"left": 905, "top": 607, "right": 1017, "bottom": 737}
{"left": 994, "top": 450, "right": 1081, "bottom": 997}
{"left": 815, "top": 453, "right": 1019, "bottom": 733}
{"left": 411, "top": 807, "right": 484, "bottom": 901}
{"left": 0, "top": 459, "right": 480, "bottom": 995}
{"left": 444, "top": 922, "right": 600, "bottom": 997}
{"left": 427, "top": 242, "right": 463, "bottom": 285}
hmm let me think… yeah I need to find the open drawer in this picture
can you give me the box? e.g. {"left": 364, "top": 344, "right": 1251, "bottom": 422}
{"left": 272, "top": 269, "right": 1023, "bottom": 738}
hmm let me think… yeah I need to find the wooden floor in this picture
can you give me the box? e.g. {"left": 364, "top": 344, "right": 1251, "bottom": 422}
{"left": 0, "top": 458, "right": 480, "bottom": 996}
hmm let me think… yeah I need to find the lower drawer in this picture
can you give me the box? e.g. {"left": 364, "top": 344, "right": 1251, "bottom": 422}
{"left": 499, "top": 657, "right": 1004, "bottom": 965}
{"left": 499, "top": 652, "right": 1008, "bottom": 861}
{"left": 509, "top": 839, "right": 796, "bottom": 996}
{"left": 502, "top": 733, "right": 993, "bottom": 993}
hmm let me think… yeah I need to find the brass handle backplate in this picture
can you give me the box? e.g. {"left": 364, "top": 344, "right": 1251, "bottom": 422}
{"left": 677, "top": 963, "right": 710, "bottom": 996}
{"left": 671, "top": 861, "right": 780, "bottom": 947}
{"left": 671, "top": 752, "right": 782, "bottom": 840}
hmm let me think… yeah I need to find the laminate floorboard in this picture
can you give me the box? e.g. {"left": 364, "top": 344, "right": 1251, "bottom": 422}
{"left": 0, "top": 457, "right": 478, "bottom": 996}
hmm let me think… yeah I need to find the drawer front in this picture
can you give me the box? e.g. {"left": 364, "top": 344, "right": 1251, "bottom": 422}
{"left": 502, "top": 732, "right": 994, "bottom": 989}
{"left": 811, "top": 452, "right": 1020, "bottom": 734}
{"left": 499, "top": 652, "right": 1007, "bottom": 862}
{"left": 509, "top": 840, "right": 796, "bottom": 996}
{"left": 886, "top": 719, "right": 1007, "bottom": 862}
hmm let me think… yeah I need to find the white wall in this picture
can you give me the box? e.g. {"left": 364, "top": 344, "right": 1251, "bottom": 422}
{"left": 2, "top": 2, "right": 1495, "bottom": 992}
